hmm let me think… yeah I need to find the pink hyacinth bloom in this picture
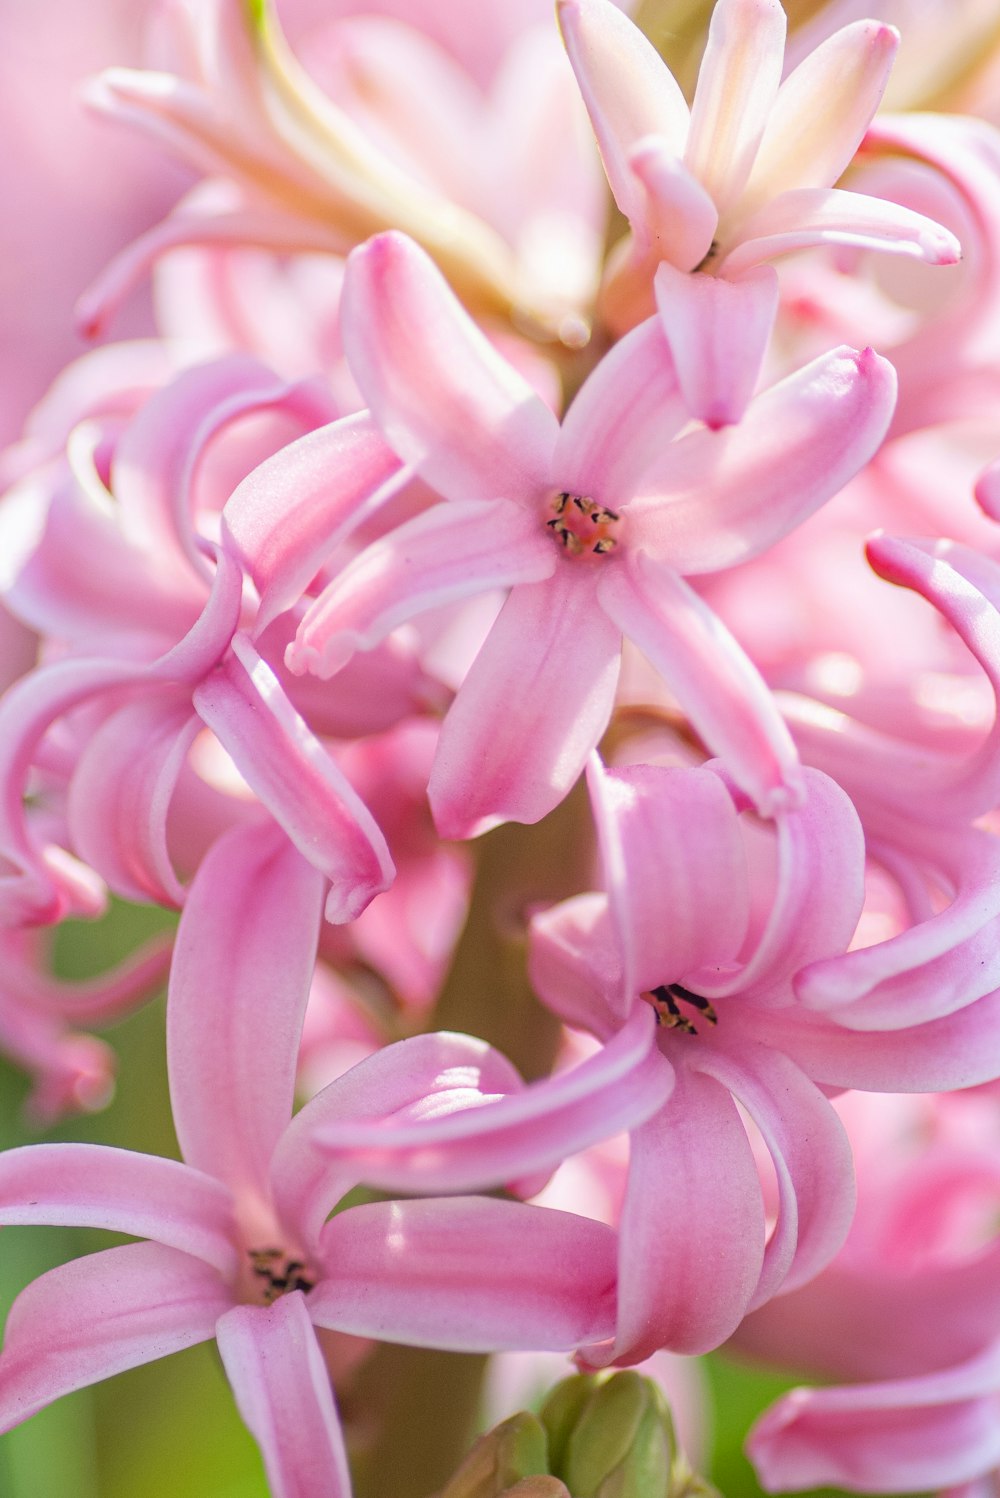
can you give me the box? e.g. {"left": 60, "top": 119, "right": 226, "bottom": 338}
{"left": 0, "top": 820, "right": 650, "bottom": 1496}
{"left": 281, "top": 229, "right": 896, "bottom": 837}
{"left": 557, "top": 0, "right": 958, "bottom": 421}
{"left": 528, "top": 754, "right": 866, "bottom": 1360}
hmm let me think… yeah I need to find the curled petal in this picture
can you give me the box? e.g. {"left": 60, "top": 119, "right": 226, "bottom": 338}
{"left": 312, "top": 1198, "right": 617, "bottom": 1351}
{"left": 528, "top": 891, "right": 629, "bottom": 1037}
{"left": 341, "top": 232, "right": 558, "bottom": 505}
{"left": 429, "top": 570, "right": 621, "bottom": 839}
{"left": 0, "top": 1242, "right": 230, "bottom": 1434}
{"left": 167, "top": 821, "right": 325, "bottom": 1201}
{"left": 194, "top": 637, "right": 394, "bottom": 921}
{"left": 597, "top": 553, "right": 801, "bottom": 816}
{"left": 0, "top": 1144, "right": 237, "bottom": 1274}
{"left": 628, "top": 138, "right": 718, "bottom": 271}
{"left": 217, "top": 1296, "right": 351, "bottom": 1498}
{"left": 286, "top": 499, "right": 555, "bottom": 680}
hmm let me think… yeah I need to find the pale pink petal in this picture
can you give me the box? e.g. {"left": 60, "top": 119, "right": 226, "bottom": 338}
{"left": 285, "top": 499, "right": 555, "bottom": 680}
{"left": 624, "top": 346, "right": 896, "bottom": 574}
{"left": 599, "top": 1068, "right": 764, "bottom": 1362}
{"left": 691, "top": 1038, "right": 854, "bottom": 1307}
{"left": 223, "top": 413, "right": 407, "bottom": 633}
{"left": 341, "top": 231, "right": 558, "bottom": 505}
{"left": 167, "top": 821, "right": 325, "bottom": 1201}
{"left": 528, "top": 892, "right": 630, "bottom": 1037}
{"left": 193, "top": 637, "right": 394, "bottom": 921}
{"left": 0, "top": 1143, "right": 237, "bottom": 1274}
{"left": 429, "top": 570, "right": 621, "bottom": 838}
{"left": 653, "top": 261, "right": 778, "bottom": 428}
{"left": 587, "top": 758, "right": 749, "bottom": 999}
{"left": 5, "top": 931, "right": 173, "bottom": 1027}
{"left": 749, "top": 1347, "right": 1000, "bottom": 1493}
{"left": 150, "top": 543, "right": 245, "bottom": 686}
{"left": 684, "top": 0, "right": 786, "bottom": 215}
{"left": 553, "top": 316, "right": 688, "bottom": 499}
{"left": 556, "top": 0, "right": 690, "bottom": 226}
{"left": 627, "top": 138, "right": 719, "bottom": 271}
{"left": 739, "top": 20, "right": 898, "bottom": 214}
{"left": 66, "top": 696, "right": 198, "bottom": 907}
{"left": 111, "top": 354, "right": 333, "bottom": 578}
{"left": 217, "top": 1296, "right": 351, "bottom": 1498}
{"left": 271, "top": 1031, "right": 524, "bottom": 1249}
{"left": 597, "top": 553, "right": 801, "bottom": 816}
{"left": 311, "top": 1198, "right": 617, "bottom": 1350}
{"left": 721, "top": 185, "right": 961, "bottom": 276}
{"left": 310, "top": 1005, "right": 672, "bottom": 1197}
{"left": 0, "top": 1242, "right": 231, "bottom": 1433}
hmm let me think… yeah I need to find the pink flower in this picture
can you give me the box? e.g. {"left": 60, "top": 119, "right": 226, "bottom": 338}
{"left": 0, "top": 821, "right": 629, "bottom": 1495}
{"left": 281, "top": 229, "right": 896, "bottom": 837}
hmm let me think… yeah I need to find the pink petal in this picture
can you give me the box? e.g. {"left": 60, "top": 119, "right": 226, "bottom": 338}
{"left": 624, "top": 346, "right": 897, "bottom": 574}
{"left": 341, "top": 231, "right": 558, "bottom": 505}
{"left": 600, "top": 1067, "right": 764, "bottom": 1362}
{"left": 684, "top": 0, "right": 786, "bottom": 215}
{"left": 749, "top": 1347, "right": 1000, "bottom": 1493}
{"left": 556, "top": 0, "right": 690, "bottom": 226}
{"left": 4, "top": 930, "right": 173, "bottom": 1027}
{"left": 597, "top": 552, "right": 801, "bottom": 816}
{"left": 222, "top": 412, "right": 406, "bottom": 634}
{"left": 690, "top": 1038, "right": 855, "bottom": 1307}
{"left": 271, "top": 1031, "right": 524, "bottom": 1250}
{"left": 193, "top": 636, "right": 394, "bottom": 921}
{"left": 286, "top": 499, "right": 555, "bottom": 680}
{"left": 429, "top": 570, "right": 621, "bottom": 838}
{"left": 216, "top": 1296, "right": 351, "bottom": 1498}
{"left": 587, "top": 757, "right": 749, "bottom": 1000}
{"left": 528, "top": 891, "right": 629, "bottom": 1036}
{"left": 627, "top": 138, "right": 719, "bottom": 271}
{"left": 739, "top": 20, "right": 899, "bottom": 213}
{"left": 167, "top": 821, "right": 325, "bottom": 1202}
{"left": 653, "top": 261, "right": 778, "bottom": 428}
{"left": 311, "top": 1198, "right": 617, "bottom": 1351}
{"left": 554, "top": 315, "right": 689, "bottom": 499}
{"left": 0, "top": 1242, "right": 230, "bottom": 1433}
{"left": 0, "top": 1143, "right": 237, "bottom": 1274}
{"left": 66, "top": 695, "right": 198, "bottom": 907}
{"left": 310, "top": 1005, "right": 672, "bottom": 1197}
{"left": 721, "top": 185, "right": 961, "bottom": 276}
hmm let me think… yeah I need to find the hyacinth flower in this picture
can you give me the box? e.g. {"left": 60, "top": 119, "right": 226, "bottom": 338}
{"left": 745, "top": 1092, "right": 1000, "bottom": 1493}
{"left": 276, "top": 228, "right": 896, "bottom": 838}
{"left": 76, "top": 0, "right": 587, "bottom": 341}
{"left": 0, "top": 354, "right": 408, "bottom": 925}
{"left": 558, "top": 0, "right": 960, "bottom": 423}
{"left": 526, "top": 754, "right": 867, "bottom": 1360}
{"left": 0, "top": 819, "right": 681, "bottom": 1496}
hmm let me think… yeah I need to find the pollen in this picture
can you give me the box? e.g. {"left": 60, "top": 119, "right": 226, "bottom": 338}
{"left": 546, "top": 491, "right": 620, "bottom": 557}
{"left": 644, "top": 984, "right": 718, "bottom": 1035}
{"left": 247, "top": 1246, "right": 317, "bottom": 1305}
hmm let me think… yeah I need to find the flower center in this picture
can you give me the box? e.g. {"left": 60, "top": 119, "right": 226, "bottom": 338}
{"left": 546, "top": 492, "right": 620, "bottom": 557}
{"left": 246, "top": 1245, "right": 317, "bottom": 1305}
{"left": 644, "top": 983, "right": 718, "bottom": 1035}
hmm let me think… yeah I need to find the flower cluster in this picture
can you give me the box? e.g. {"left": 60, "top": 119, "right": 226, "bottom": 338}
{"left": 4, "top": 0, "right": 1000, "bottom": 1493}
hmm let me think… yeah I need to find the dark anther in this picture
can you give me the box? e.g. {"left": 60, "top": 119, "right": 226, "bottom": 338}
{"left": 648, "top": 983, "right": 718, "bottom": 1034}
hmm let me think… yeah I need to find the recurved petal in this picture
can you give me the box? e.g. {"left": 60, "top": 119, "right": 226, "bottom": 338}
{"left": 0, "top": 1242, "right": 230, "bottom": 1434}
{"left": 739, "top": 20, "right": 899, "bottom": 215}
{"left": 684, "top": 0, "right": 786, "bottom": 215}
{"left": 217, "top": 1296, "right": 352, "bottom": 1498}
{"left": 624, "top": 346, "right": 897, "bottom": 575}
{"left": 595, "top": 1067, "right": 763, "bottom": 1363}
{"left": 653, "top": 261, "right": 778, "bottom": 429}
{"left": 428, "top": 569, "right": 621, "bottom": 839}
{"left": 223, "top": 412, "right": 407, "bottom": 633}
{"left": 285, "top": 499, "right": 555, "bottom": 680}
{"left": 167, "top": 821, "right": 325, "bottom": 1202}
{"left": 0, "top": 1143, "right": 237, "bottom": 1274}
{"left": 720, "top": 185, "right": 961, "bottom": 276}
{"left": 556, "top": 0, "right": 690, "bottom": 225}
{"left": 528, "top": 892, "right": 629, "bottom": 1037}
{"left": 628, "top": 138, "right": 719, "bottom": 271}
{"left": 193, "top": 636, "right": 394, "bottom": 922}
{"left": 341, "top": 232, "right": 559, "bottom": 505}
{"left": 311, "top": 1198, "right": 617, "bottom": 1351}
{"left": 597, "top": 553, "right": 801, "bottom": 816}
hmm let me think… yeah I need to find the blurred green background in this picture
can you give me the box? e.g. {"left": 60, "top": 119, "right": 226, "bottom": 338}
{"left": 0, "top": 901, "right": 927, "bottom": 1498}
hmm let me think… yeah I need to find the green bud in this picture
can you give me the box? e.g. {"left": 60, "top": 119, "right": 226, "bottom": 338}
{"left": 437, "top": 1412, "right": 551, "bottom": 1498}
{"left": 550, "top": 1372, "right": 674, "bottom": 1498}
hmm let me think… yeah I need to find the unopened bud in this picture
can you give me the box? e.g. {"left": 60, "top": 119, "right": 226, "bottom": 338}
{"left": 543, "top": 1371, "right": 674, "bottom": 1498}
{"left": 437, "top": 1412, "right": 555, "bottom": 1498}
